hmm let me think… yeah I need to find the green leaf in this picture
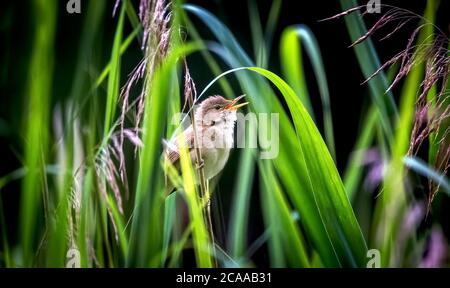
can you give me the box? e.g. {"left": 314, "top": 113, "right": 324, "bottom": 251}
{"left": 228, "top": 127, "right": 256, "bottom": 262}
{"left": 248, "top": 66, "right": 367, "bottom": 267}
{"left": 339, "top": 0, "right": 397, "bottom": 142}
{"left": 259, "top": 161, "right": 310, "bottom": 267}
{"left": 20, "top": 0, "right": 57, "bottom": 266}
{"left": 280, "top": 25, "right": 336, "bottom": 161}
{"left": 103, "top": 4, "right": 126, "bottom": 137}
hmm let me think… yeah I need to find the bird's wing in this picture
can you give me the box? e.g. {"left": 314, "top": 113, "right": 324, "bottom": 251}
{"left": 164, "top": 127, "right": 195, "bottom": 166}
{"left": 167, "top": 149, "right": 180, "bottom": 164}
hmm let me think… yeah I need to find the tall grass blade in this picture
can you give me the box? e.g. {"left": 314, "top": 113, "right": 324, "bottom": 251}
{"left": 228, "top": 135, "right": 256, "bottom": 263}
{"left": 259, "top": 161, "right": 310, "bottom": 267}
{"left": 19, "top": 0, "right": 57, "bottom": 266}
{"left": 342, "top": 105, "right": 377, "bottom": 200}
{"left": 103, "top": 4, "right": 126, "bottom": 137}
{"left": 179, "top": 137, "right": 213, "bottom": 267}
{"left": 0, "top": 196, "right": 11, "bottom": 267}
{"left": 339, "top": 0, "right": 397, "bottom": 142}
{"left": 280, "top": 25, "right": 336, "bottom": 160}
{"left": 248, "top": 0, "right": 265, "bottom": 67}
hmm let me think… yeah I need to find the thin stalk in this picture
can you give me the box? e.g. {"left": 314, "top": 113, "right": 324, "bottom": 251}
{"left": 204, "top": 182, "right": 216, "bottom": 266}
{"left": 186, "top": 71, "right": 216, "bottom": 267}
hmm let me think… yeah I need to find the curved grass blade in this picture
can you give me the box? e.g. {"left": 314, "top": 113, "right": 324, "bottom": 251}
{"left": 280, "top": 25, "right": 336, "bottom": 161}
{"left": 404, "top": 156, "right": 450, "bottom": 196}
{"left": 247, "top": 66, "right": 368, "bottom": 266}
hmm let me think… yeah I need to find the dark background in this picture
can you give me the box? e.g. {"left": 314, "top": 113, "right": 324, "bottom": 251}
{"left": 1, "top": 0, "right": 449, "bottom": 266}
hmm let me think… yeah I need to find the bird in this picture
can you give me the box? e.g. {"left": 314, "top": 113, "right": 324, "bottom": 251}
{"left": 163, "top": 95, "right": 248, "bottom": 194}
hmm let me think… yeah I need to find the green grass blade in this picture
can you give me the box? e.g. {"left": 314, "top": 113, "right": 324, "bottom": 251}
{"left": 161, "top": 194, "right": 177, "bottom": 266}
{"left": 339, "top": 0, "right": 397, "bottom": 142}
{"left": 69, "top": 0, "right": 106, "bottom": 103}
{"left": 124, "top": 0, "right": 143, "bottom": 42}
{"left": 259, "top": 161, "right": 310, "bottom": 267}
{"left": 248, "top": 0, "right": 265, "bottom": 67}
{"left": 280, "top": 26, "right": 313, "bottom": 117}
{"left": 280, "top": 25, "right": 336, "bottom": 161}
{"left": 77, "top": 168, "right": 95, "bottom": 267}
{"left": 19, "top": 0, "right": 57, "bottom": 266}
{"left": 103, "top": 4, "right": 126, "bottom": 137}
{"left": 179, "top": 138, "right": 213, "bottom": 267}
{"left": 94, "top": 27, "right": 140, "bottom": 89}
{"left": 177, "top": 10, "right": 235, "bottom": 98}
{"left": 94, "top": 0, "right": 142, "bottom": 90}
{"left": 127, "top": 43, "right": 200, "bottom": 267}
{"left": 228, "top": 130, "right": 256, "bottom": 262}
{"left": 343, "top": 105, "right": 377, "bottom": 200}
{"left": 184, "top": 5, "right": 253, "bottom": 66}
{"left": 247, "top": 66, "right": 367, "bottom": 266}
{"left": 263, "top": 0, "right": 282, "bottom": 67}
{"left": 404, "top": 156, "right": 450, "bottom": 196}
{"left": 343, "top": 65, "right": 399, "bottom": 200}
{"left": 105, "top": 194, "right": 129, "bottom": 260}
{"left": 0, "top": 196, "right": 11, "bottom": 267}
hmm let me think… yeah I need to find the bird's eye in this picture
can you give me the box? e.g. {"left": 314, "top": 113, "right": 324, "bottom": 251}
{"left": 214, "top": 105, "right": 220, "bottom": 110}
{"left": 211, "top": 120, "right": 216, "bottom": 125}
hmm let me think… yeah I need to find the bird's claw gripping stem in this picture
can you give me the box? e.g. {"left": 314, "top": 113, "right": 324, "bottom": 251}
{"left": 196, "top": 159, "right": 205, "bottom": 170}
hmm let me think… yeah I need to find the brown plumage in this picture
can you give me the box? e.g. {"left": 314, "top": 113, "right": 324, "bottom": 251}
{"left": 163, "top": 95, "right": 247, "bottom": 194}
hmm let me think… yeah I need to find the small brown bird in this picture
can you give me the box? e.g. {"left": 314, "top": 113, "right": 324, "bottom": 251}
{"left": 164, "top": 95, "right": 248, "bottom": 193}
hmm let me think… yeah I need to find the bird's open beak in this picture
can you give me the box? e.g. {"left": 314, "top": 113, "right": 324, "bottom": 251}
{"left": 224, "top": 94, "right": 248, "bottom": 111}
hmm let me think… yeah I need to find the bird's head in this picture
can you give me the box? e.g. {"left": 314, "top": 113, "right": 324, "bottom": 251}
{"left": 196, "top": 95, "right": 248, "bottom": 127}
